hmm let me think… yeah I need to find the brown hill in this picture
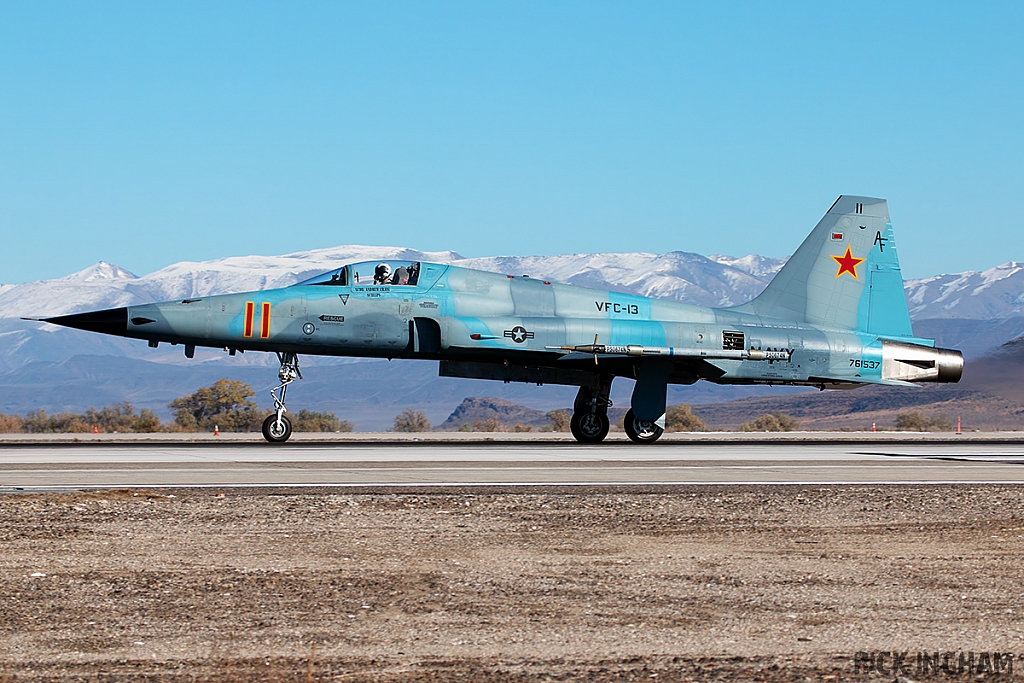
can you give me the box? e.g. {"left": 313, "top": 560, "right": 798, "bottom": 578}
{"left": 438, "top": 397, "right": 555, "bottom": 431}
{"left": 690, "top": 385, "right": 995, "bottom": 431}
{"left": 958, "top": 336, "right": 1024, "bottom": 403}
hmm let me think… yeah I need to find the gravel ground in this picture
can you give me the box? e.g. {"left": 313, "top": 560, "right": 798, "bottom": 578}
{"left": 1, "top": 486, "right": 1023, "bottom": 681}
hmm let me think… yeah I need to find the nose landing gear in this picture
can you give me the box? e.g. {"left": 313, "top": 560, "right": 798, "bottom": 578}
{"left": 262, "top": 352, "right": 301, "bottom": 443}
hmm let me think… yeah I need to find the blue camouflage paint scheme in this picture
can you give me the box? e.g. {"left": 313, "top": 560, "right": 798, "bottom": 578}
{"left": 38, "top": 196, "right": 964, "bottom": 438}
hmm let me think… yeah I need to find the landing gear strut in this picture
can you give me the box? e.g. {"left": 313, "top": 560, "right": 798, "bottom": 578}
{"left": 570, "top": 376, "right": 613, "bottom": 444}
{"left": 262, "top": 352, "right": 301, "bottom": 443}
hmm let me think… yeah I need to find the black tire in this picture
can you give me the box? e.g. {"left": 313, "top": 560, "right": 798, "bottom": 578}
{"left": 623, "top": 408, "right": 663, "bottom": 444}
{"left": 262, "top": 414, "right": 292, "bottom": 443}
{"left": 570, "top": 411, "right": 609, "bottom": 444}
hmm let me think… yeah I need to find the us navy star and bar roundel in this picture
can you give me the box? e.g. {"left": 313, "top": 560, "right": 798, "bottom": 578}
{"left": 243, "top": 301, "right": 272, "bottom": 338}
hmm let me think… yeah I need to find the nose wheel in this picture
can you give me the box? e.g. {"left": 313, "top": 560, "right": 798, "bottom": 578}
{"left": 623, "top": 408, "right": 664, "bottom": 444}
{"left": 263, "top": 352, "right": 301, "bottom": 444}
{"left": 262, "top": 413, "right": 292, "bottom": 442}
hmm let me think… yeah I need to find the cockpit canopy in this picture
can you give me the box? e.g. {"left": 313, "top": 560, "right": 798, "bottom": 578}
{"left": 297, "top": 261, "right": 422, "bottom": 287}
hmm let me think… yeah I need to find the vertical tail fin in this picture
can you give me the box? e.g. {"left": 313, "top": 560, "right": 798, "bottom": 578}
{"left": 737, "top": 196, "right": 913, "bottom": 337}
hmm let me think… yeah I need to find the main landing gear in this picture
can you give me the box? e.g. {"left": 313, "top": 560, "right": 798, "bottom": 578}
{"left": 623, "top": 408, "right": 664, "bottom": 444}
{"left": 262, "top": 352, "right": 301, "bottom": 443}
{"left": 569, "top": 375, "right": 665, "bottom": 444}
{"left": 570, "top": 377, "right": 612, "bottom": 444}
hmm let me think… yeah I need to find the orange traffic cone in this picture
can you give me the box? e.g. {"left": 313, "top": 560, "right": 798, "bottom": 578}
{"left": 93, "top": 425, "right": 98, "bottom": 434}
{"left": 957, "top": 416, "right": 961, "bottom": 435}
{"left": 214, "top": 425, "right": 219, "bottom": 436}
{"left": 871, "top": 421, "right": 876, "bottom": 433}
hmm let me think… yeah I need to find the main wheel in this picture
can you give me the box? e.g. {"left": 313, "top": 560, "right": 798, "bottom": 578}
{"left": 623, "top": 408, "right": 663, "bottom": 444}
{"left": 570, "top": 411, "right": 609, "bottom": 444}
{"left": 262, "top": 414, "right": 292, "bottom": 443}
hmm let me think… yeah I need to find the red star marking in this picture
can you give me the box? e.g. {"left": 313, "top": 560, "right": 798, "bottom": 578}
{"left": 831, "top": 245, "right": 865, "bottom": 280}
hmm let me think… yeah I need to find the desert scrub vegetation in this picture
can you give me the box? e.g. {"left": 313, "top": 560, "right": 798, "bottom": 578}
{"left": 0, "top": 380, "right": 348, "bottom": 433}
{"left": 740, "top": 411, "right": 800, "bottom": 432}
{"left": 894, "top": 411, "right": 952, "bottom": 432}
{"left": 0, "top": 403, "right": 162, "bottom": 433}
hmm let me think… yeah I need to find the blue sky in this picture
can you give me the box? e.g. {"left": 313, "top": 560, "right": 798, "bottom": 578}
{"left": 1, "top": 2, "right": 1021, "bottom": 283}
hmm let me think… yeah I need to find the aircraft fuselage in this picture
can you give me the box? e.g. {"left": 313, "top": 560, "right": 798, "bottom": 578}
{"left": 114, "top": 263, "right": 957, "bottom": 389}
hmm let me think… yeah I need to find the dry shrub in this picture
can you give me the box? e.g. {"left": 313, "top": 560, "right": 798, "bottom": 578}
{"left": 666, "top": 404, "right": 706, "bottom": 432}
{"left": 740, "top": 411, "right": 800, "bottom": 432}
{"left": 895, "top": 411, "right": 951, "bottom": 432}
{"left": 0, "top": 414, "right": 24, "bottom": 433}
{"left": 546, "top": 408, "right": 572, "bottom": 432}
{"left": 392, "top": 409, "right": 431, "bottom": 432}
{"left": 291, "top": 409, "right": 353, "bottom": 432}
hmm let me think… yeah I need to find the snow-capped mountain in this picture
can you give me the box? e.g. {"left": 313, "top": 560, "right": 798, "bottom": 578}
{"left": 4, "top": 244, "right": 1024, "bottom": 322}
{"left": 0, "top": 247, "right": 462, "bottom": 320}
{"left": 68, "top": 262, "right": 139, "bottom": 282}
{"left": 3, "top": 245, "right": 1024, "bottom": 424}
{"left": 904, "top": 262, "right": 1024, "bottom": 319}
{"left": 0, "top": 246, "right": 786, "bottom": 319}
{"left": 456, "top": 251, "right": 786, "bottom": 307}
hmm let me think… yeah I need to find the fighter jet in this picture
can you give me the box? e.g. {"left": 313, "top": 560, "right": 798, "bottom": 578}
{"left": 31, "top": 196, "right": 963, "bottom": 443}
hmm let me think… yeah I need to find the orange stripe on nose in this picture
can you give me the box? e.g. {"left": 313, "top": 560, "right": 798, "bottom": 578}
{"left": 260, "top": 302, "right": 271, "bottom": 338}
{"left": 243, "top": 301, "right": 254, "bottom": 338}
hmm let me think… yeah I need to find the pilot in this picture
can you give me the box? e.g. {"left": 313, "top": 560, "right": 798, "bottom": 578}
{"left": 373, "top": 263, "right": 391, "bottom": 285}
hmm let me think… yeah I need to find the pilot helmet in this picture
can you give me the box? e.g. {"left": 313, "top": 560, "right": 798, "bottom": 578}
{"left": 375, "top": 263, "right": 391, "bottom": 280}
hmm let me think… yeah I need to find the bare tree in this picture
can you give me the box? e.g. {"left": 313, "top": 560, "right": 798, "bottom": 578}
{"left": 392, "top": 409, "right": 431, "bottom": 432}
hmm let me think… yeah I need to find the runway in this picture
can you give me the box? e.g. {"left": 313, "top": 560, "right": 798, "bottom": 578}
{"left": 3, "top": 439, "right": 1024, "bottom": 489}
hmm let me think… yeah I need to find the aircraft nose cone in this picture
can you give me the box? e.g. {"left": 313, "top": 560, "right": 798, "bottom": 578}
{"left": 43, "top": 307, "right": 128, "bottom": 337}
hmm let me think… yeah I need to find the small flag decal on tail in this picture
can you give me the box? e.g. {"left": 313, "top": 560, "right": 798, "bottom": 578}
{"left": 831, "top": 232, "right": 844, "bottom": 241}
